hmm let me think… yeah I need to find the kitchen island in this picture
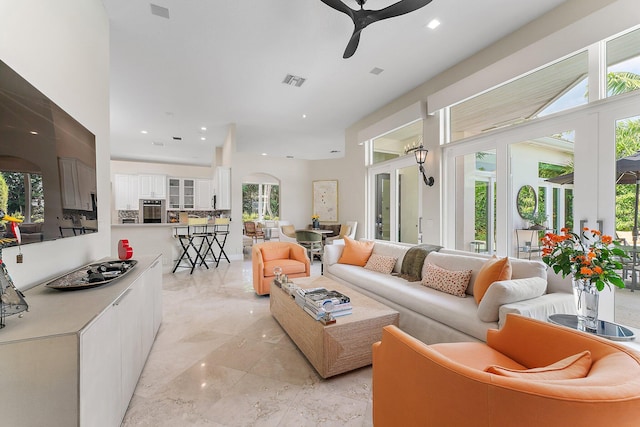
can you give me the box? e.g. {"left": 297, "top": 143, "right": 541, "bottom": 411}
{"left": 111, "top": 222, "right": 237, "bottom": 271}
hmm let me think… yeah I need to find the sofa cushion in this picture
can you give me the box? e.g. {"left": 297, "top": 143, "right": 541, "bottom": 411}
{"left": 422, "top": 263, "right": 471, "bottom": 298}
{"left": 474, "top": 256, "right": 512, "bottom": 304}
{"left": 260, "top": 246, "right": 290, "bottom": 262}
{"left": 371, "top": 242, "right": 410, "bottom": 273}
{"left": 326, "top": 263, "right": 496, "bottom": 340}
{"left": 477, "top": 277, "right": 547, "bottom": 322}
{"left": 425, "top": 251, "right": 488, "bottom": 296}
{"left": 485, "top": 350, "right": 592, "bottom": 380}
{"left": 338, "top": 237, "right": 374, "bottom": 266}
{"left": 365, "top": 254, "right": 397, "bottom": 274}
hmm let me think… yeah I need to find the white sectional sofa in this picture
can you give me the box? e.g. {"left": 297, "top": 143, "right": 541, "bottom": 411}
{"left": 323, "top": 241, "right": 575, "bottom": 344}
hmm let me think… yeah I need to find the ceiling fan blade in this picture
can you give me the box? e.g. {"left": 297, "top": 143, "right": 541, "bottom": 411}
{"left": 373, "top": 0, "right": 434, "bottom": 22}
{"left": 319, "top": 0, "right": 355, "bottom": 19}
{"left": 343, "top": 30, "right": 362, "bottom": 59}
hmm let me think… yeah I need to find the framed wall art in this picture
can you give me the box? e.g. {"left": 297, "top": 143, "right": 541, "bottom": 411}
{"left": 312, "top": 180, "right": 338, "bottom": 222}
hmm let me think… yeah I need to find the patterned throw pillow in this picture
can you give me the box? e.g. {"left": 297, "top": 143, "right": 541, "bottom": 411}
{"left": 364, "top": 254, "right": 397, "bottom": 274}
{"left": 421, "top": 263, "right": 472, "bottom": 297}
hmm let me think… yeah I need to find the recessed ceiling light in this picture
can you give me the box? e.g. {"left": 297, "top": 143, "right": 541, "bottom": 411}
{"left": 200, "top": 126, "right": 207, "bottom": 131}
{"left": 151, "top": 141, "right": 164, "bottom": 146}
{"left": 172, "top": 136, "right": 182, "bottom": 141}
{"left": 427, "top": 19, "right": 440, "bottom": 30}
{"left": 261, "top": 153, "right": 267, "bottom": 156}
{"left": 302, "top": 114, "right": 307, "bottom": 119}
{"left": 358, "top": 142, "right": 364, "bottom": 146}
{"left": 200, "top": 137, "right": 206, "bottom": 141}
{"left": 370, "top": 67, "right": 384, "bottom": 75}
{"left": 29, "top": 130, "right": 38, "bottom": 135}
{"left": 330, "top": 150, "right": 340, "bottom": 153}
{"left": 141, "top": 130, "right": 148, "bottom": 134}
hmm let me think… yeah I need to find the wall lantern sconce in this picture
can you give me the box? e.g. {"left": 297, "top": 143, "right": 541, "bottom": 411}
{"left": 405, "top": 143, "right": 434, "bottom": 187}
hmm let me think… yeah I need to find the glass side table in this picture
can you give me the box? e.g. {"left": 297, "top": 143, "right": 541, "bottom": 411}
{"left": 548, "top": 314, "right": 636, "bottom": 341}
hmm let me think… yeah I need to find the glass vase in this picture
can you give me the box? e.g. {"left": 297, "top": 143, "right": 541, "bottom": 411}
{"left": 572, "top": 278, "right": 599, "bottom": 331}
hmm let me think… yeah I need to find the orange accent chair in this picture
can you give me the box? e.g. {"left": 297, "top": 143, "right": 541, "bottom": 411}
{"left": 372, "top": 314, "right": 640, "bottom": 427}
{"left": 252, "top": 242, "right": 310, "bottom": 295}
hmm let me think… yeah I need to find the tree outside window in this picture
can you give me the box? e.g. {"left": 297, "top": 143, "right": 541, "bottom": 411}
{"left": 242, "top": 183, "right": 279, "bottom": 222}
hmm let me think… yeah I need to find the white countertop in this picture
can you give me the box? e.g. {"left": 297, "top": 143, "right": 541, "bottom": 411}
{"left": 112, "top": 223, "right": 177, "bottom": 227}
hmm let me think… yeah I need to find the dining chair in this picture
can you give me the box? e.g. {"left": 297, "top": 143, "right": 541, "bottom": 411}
{"left": 244, "top": 221, "right": 264, "bottom": 242}
{"left": 295, "top": 230, "right": 323, "bottom": 265}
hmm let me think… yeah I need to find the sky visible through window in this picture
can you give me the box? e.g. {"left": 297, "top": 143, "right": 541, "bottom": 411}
{"left": 539, "top": 56, "right": 640, "bottom": 117}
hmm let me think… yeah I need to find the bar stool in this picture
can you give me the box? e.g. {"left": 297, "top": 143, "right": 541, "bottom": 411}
{"left": 193, "top": 224, "right": 217, "bottom": 265}
{"left": 213, "top": 219, "right": 230, "bottom": 267}
{"left": 172, "top": 225, "right": 209, "bottom": 274}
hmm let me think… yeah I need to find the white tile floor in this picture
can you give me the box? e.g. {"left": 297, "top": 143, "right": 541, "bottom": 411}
{"left": 121, "top": 252, "right": 640, "bottom": 426}
{"left": 121, "top": 257, "right": 373, "bottom": 426}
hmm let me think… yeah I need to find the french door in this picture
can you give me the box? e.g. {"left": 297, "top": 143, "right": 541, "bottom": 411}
{"left": 369, "top": 158, "right": 422, "bottom": 244}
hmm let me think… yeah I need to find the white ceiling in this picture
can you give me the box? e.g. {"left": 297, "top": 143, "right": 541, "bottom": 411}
{"left": 104, "top": 0, "right": 568, "bottom": 166}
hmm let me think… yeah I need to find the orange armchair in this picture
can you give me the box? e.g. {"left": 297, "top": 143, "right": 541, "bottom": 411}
{"left": 373, "top": 314, "right": 640, "bottom": 427}
{"left": 252, "top": 242, "right": 310, "bottom": 295}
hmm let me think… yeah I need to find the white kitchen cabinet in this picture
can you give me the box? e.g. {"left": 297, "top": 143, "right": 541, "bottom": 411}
{"left": 195, "top": 179, "right": 214, "bottom": 209}
{"left": 0, "top": 255, "right": 162, "bottom": 427}
{"left": 214, "top": 166, "right": 231, "bottom": 210}
{"left": 167, "top": 177, "right": 195, "bottom": 209}
{"left": 59, "top": 157, "right": 96, "bottom": 211}
{"left": 77, "top": 161, "right": 97, "bottom": 211}
{"left": 139, "top": 174, "right": 166, "bottom": 199}
{"left": 114, "top": 174, "right": 139, "bottom": 210}
{"left": 80, "top": 301, "right": 122, "bottom": 427}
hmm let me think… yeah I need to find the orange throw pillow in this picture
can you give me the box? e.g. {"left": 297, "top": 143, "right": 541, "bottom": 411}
{"left": 338, "top": 237, "right": 375, "bottom": 267}
{"left": 473, "top": 256, "right": 512, "bottom": 304}
{"left": 485, "top": 351, "right": 592, "bottom": 380}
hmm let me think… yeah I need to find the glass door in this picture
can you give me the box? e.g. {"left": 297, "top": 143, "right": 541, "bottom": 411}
{"left": 369, "top": 159, "right": 422, "bottom": 244}
{"left": 452, "top": 149, "right": 496, "bottom": 254}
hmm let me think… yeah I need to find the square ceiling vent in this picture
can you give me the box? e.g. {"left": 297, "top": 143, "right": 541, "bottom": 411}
{"left": 282, "top": 74, "right": 306, "bottom": 87}
{"left": 150, "top": 3, "right": 170, "bottom": 19}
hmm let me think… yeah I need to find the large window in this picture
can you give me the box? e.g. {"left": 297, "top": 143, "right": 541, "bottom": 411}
{"left": 449, "top": 52, "right": 588, "bottom": 142}
{"left": 242, "top": 178, "right": 279, "bottom": 222}
{"left": 607, "top": 27, "right": 640, "bottom": 97}
{"left": 370, "top": 120, "right": 422, "bottom": 165}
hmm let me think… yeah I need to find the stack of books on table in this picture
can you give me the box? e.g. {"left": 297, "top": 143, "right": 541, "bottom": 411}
{"left": 300, "top": 288, "right": 352, "bottom": 320}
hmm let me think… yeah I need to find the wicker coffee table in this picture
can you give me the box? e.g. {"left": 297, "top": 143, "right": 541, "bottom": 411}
{"left": 270, "top": 276, "right": 399, "bottom": 378}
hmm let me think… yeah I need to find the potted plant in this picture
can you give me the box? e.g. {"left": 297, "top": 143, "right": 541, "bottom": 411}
{"left": 541, "top": 227, "right": 628, "bottom": 330}
{"left": 523, "top": 211, "right": 548, "bottom": 230}
{"left": 311, "top": 214, "right": 320, "bottom": 229}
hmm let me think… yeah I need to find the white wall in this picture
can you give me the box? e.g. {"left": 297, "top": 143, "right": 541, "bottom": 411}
{"left": 0, "top": 0, "right": 110, "bottom": 289}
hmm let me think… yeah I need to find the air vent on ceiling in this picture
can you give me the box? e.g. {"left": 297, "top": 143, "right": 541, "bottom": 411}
{"left": 282, "top": 74, "right": 306, "bottom": 87}
{"left": 370, "top": 67, "right": 384, "bottom": 75}
{"left": 172, "top": 136, "right": 182, "bottom": 141}
{"left": 330, "top": 150, "right": 340, "bottom": 154}
{"left": 286, "top": 155, "right": 294, "bottom": 159}
{"left": 152, "top": 141, "right": 164, "bottom": 146}
{"left": 150, "top": 3, "right": 170, "bottom": 19}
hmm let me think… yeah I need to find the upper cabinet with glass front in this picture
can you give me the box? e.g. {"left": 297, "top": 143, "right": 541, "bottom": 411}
{"left": 167, "top": 178, "right": 195, "bottom": 210}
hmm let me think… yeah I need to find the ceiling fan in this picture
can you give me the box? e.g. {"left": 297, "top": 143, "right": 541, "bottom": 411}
{"left": 321, "top": 0, "right": 434, "bottom": 58}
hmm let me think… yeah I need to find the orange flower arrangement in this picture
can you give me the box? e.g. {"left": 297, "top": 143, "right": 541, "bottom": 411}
{"left": 541, "top": 227, "right": 628, "bottom": 291}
